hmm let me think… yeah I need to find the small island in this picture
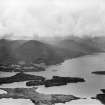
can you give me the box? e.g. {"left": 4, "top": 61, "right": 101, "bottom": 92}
{"left": 0, "top": 87, "right": 82, "bottom": 105}
{"left": 26, "top": 76, "right": 85, "bottom": 87}
{"left": 0, "top": 72, "right": 45, "bottom": 85}
{"left": 92, "top": 71, "right": 105, "bottom": 75}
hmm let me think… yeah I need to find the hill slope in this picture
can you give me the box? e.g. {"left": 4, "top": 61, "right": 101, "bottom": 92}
{"left": 0, "top": 36, "right": 105, "bottom": 65}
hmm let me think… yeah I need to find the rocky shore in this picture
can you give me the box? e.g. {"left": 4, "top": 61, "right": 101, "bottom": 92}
{"left": 0, "top": 64, "right": 45, "bottom": 72}
{"left": 26, "top": 76, "right": 85, "bottom": 87}
{"left": 0, "top": 87, "right": 82, "bottom": 105}
{"left": 91, "top": 89, "right": 105, "bottom": 105}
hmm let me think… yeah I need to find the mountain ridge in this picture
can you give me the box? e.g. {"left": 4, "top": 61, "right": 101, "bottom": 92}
{"left": 0, "top": 36, "right": 105, "bottom": 66}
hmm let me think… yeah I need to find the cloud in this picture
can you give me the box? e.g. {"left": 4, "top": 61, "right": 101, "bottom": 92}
{"left": 0, "top": 0, "right": 105, "bottom": 39}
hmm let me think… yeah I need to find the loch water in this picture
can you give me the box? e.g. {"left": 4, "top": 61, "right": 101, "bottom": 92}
{"left": 1, "top": 53, "right": 105, "bottom": 105}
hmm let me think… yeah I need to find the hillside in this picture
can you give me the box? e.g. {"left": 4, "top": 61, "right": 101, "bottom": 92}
{"left": 55, "top": 36, "right": 105, "bottom": 56}
{"left": 0, "top": 36, "right": 105, "bottom": 66}
{"left": 14, "top": 40, "right": 63, "bottom": 65}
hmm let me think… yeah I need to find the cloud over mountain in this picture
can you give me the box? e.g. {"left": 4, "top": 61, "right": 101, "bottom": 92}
{"left": 0, "top": 0, "right": 105, "bottom": 39}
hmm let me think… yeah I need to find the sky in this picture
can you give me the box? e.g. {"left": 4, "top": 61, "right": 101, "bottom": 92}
{"left": 0, "top": 0, "right": 105, "bottom": 39}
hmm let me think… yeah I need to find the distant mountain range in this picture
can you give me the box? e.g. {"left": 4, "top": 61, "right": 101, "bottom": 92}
{"left": 0, "top": 36, "right": 105, "bottom": 65}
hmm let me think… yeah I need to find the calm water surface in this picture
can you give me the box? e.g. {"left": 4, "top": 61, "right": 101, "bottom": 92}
{"left": 1, "top": 53, "right": 105, "bottom": 105}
